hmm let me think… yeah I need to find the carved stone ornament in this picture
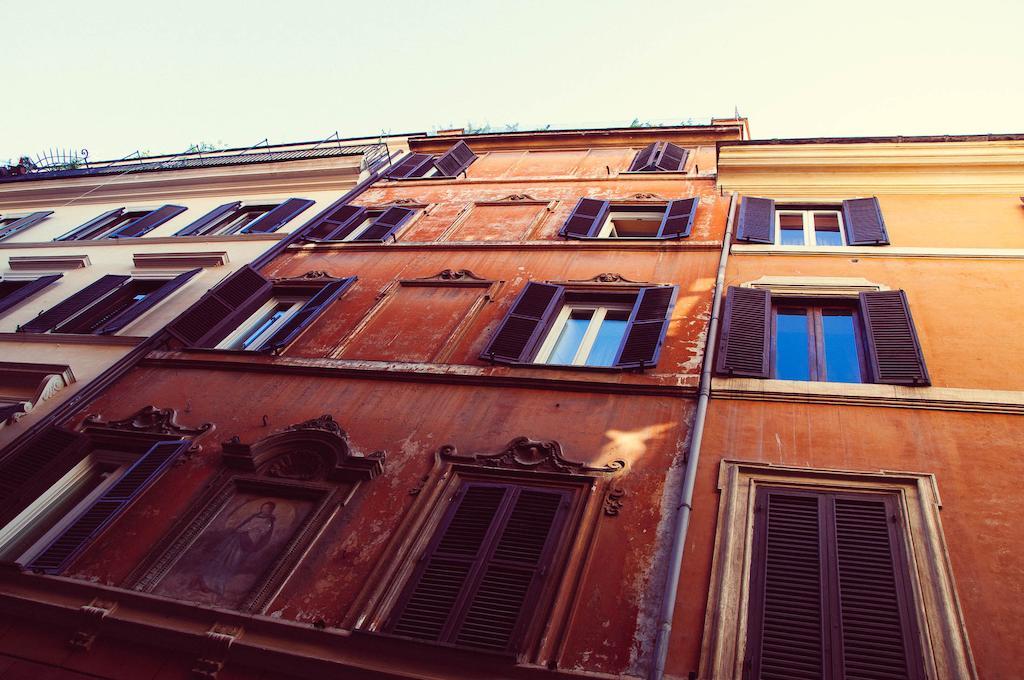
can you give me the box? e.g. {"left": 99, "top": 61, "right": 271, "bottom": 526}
{"left": 273, "top": 270, "right": 337, "bottom": 282}
{"left": 264, "top": 450, "right": 326, "bottom": 480}
{"left": 631, "top": 192, "right": 664, "bottom": 200}
{"left": 83, "top": 406, "right": 212, "bottom": 439}
{"left": 569, "top": 273, "right": 642, "bottom": 284}
{"left": 440, "top": 436, "right": 625, "bottom": 475}
{"left": 388, "top": 198, "right": 419, "bottom": 205}
{"left": 67, "top": 598, "right": 117, "bottom": 652}
{"left": 413, "top": 269, "right": 488, "bottom": 283}
{"left": 286, "top": 414, "right": 345, "bottom": 436}
{"left": 192, "top": 623, "right": 243, "bottom": 679}
{"left": 498, "top": 193, "right": 539, "bottom": 202}
{"left": 604, "top": 485, "right": 626, "bottom": 516}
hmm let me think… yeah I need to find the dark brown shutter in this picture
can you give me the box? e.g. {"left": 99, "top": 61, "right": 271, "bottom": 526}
{"left": 0, "top": 427, "right": 86, "bottom": 510}
{"left": 0, "top": 211, "right": 53, "bottom": 241}
{"left": 433, "top": 141, "right": 478, "bottom": 177}
{"left": 107, "top": 204, "right": 187, "bottom": 238}
{"left": 354, "top": 207, "right": 416, "bottom": 242}
{"left": 715, "top": 286, "right": 770, "bottom": 377}
{"left": 386, "top": 153, "right": 435, "bottom": 179}
{"left": 736, "top": 197, "right": 775, "bottom": 244}
{"left": 629, "top": 143, "right": 659, "bottom": 171}
{"left": 56, "top": 209, "right": 123, "bottom": 241}
{"left": 615, "top": 286, "right": 677, "bottom": 368}
{"left": 303, "top": 205, "right": 366, "bottom": 240}
{"left": 859, "top": 290, "right": 929, "bottom": 385}
{"left": 260, "top": 277, "right": 356, "bottom": 352}
{"left": 28, "top": 440, "right": 190, "bottom": 574}
{"left": 94, "top": 268, "right": 201, "bottom": 335}
{"left": 843, "top": 197, "right": 890, "bottom": 245}
{"left": 654, "top": 142, "right": 689, "bottom": 171}
{"left": 240, "top": 198, "right": 314, "bottom": 233}
{"left": 657, "top": 197, "right": 699, "bottom": 238}
{"left": 165, "top": 266, "right": 272, "bottom": 347}
{"left": 480, "top": 282, "right": 564, "bottom": 364}
{"left": 559, "top": 198, "right": 610, "bottom": 238}
{"left": 18, "top": 274, "right": 130, "bottom": 334}
{"left": 174, "top": 202, "right": 242, "bottom": 236}
{"left": 0, "top": 274, "right": 62, "bottom": 317}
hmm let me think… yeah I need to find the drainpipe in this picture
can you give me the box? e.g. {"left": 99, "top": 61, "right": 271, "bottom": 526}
{"left": 649, "top": 191, "right": 737, "bottom": 680}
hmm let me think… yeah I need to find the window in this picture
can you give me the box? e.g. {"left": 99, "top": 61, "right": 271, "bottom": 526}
{"left": 776, "top": 207, "right": 846, "bottom": 246}
{"left": 534, "top": 301, "right": 632, "bottom": 367}
{"left": 56, "top": 205, "right": 186, "bottom": 241}
{"left": 559, "top": 197, "right": 699, "bottom": 240}
{"left": 772, "top": 301, "right": 866, "bottom": 382}
{"left": 627, "top": 141, "right": 689, "bottom": 172}
{"left": 217, "top": 297, "right": 306, "bottom": 350}
{"left": 174, "top": 198, "right": 314, "bottom": 237}
{"left": 0, "top": 211, "right": 52, "bottom": 241}
{"left": 737, "top": 196, "right": 890, "bottom": 245}
{"left": 302, "top": 205, "right": 416, "bottom": 242}
{"left": 386, "top": 141, "right": 478, "bottom": 179}
{"left": 0, "top": 274, "right": 62, "bottom": 317}
{"left": 201, "top": 204, "right": 275, "bottom": 235}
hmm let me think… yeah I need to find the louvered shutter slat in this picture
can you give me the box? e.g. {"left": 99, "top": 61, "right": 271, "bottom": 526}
{"left": 654, "top": 142, "right": 689, "bottom": 172}
{"left": 736, "top": 197, "right": 776, "bottom": 244}
{"left": 386, "top": 153, "right": 435, "bottom": 179}
{"left": 303, "top": 205, "right": 366, "bottom": 240}
{"left": 18, "top": 275, "right": 130, "bottom": 334}
{"left": 240, "top": 198, "right": 314, "bottom": 234}
{"left": 629, "top": 143, "right": 660, "bottom": 172}
{"left": 55, "top": 209, "right": 123, "bottom": 241}
{"left": 0, "top": 427, "right": 85, "bottom": 507}
{"left": 0, "top": 274, "right": 62, "bottom": 317}
{"left": 165, "top": 266, "right": 271, "bottom": 347}
{"left": 716, "top": 287, "right": 771, "bottom": 377}
{"left": 175, "top": 202, "right": 242, "bottom": 236}
{"left": 657, "top": 197, "right": 699, "bottom": 239}
{"left": 843, "top": 197, "right": 890, "bottom": 245}
{"left": 615, "top": 286, "right": 677, "bottom": 368}
{"left": 94, "top": 268, "right": 201, "bottom": 335}
{"left": 433, "top": 141, "right": 478, "bottom": 177}
{"left": 559, "top": 198, "right": 609, "bottom": 238}
{"left": 0, "top": 211, "right": 53, "bottom": 241}
{"left": 109, "top": 204, "right": 187, "bottom": 238}
{"left": 480, "top": 282, "right": 564, "bottom": 363}
{"left": 859, "top": 291, "right": 929, "bottom": 385}
{"left": 354, "top": 207, "right": 415, "bottom": 242}
{"left": 260, "top": 277, "right": 355, "bottom": 352}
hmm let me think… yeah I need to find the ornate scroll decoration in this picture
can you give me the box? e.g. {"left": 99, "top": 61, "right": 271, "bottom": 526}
{"left": 630, "top": 192, "right": 665, "bottom": 200}
{"left": 603, "top": 486, "right": 626, "bottom": 516}
{"left": 193, "top": 623, "right": 243, "bottom": 679}
{"left": 67, "top": 598, "right": 117, "bottom": 651}
{"left": 286, "top": 414, "right": 345, "bottom": 437}
{"left": 408, "top": 269, "right": 489, "bottom": 284}
{"left": 83, "top": 406, "right": 212, "bottom": 439}
{"left": 498, "top": 193, "right": 539, "bottom": 202}
{"left": 265, "top": 451, "right": 326, "bottom": 480}
{"left": 273, "top": 270, "right": 337, "bottom": 283}
{"left": 568, "top": 273, "right": 643, "bottom": 284}
{"left": 440, "top": 437, "right": 625, "bottom": 475}
{"left": 388, "top": 198, "right": 420, "bottom": 206}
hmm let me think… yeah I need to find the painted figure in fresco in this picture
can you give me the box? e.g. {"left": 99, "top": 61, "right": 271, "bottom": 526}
{"left": 190, "top": 501, "right": 277, "bottom": 597}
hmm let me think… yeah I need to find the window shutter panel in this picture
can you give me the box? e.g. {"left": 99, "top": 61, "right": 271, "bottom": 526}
{"left": 0, "top": 274, "right": 62, "bottom": 317}
{"left": 386, "top": 153, "right": 435, "bottom": 179}
{"left": 657, "top": 197, "right": 699, "bottom": 238}
{"left": 240, "top": 198, "right": 314, "bottom": 234}
{"left": 0, "top": 427, "right": 86, "bottom": 508}
{"left": 0, "top": 211, "right": 53, "bottom": 240}
{"left": 480, "top": 282, "right": 564, "bottom": 363}
{"left": 174, "top": 202, "right": 242, "bottom": 236}
{"left": 259, "top": 277, "right": 356, "bottom": 352}
{"left": 629, "top": 143, "right": 660, "bottom": 171}
{"left": 843, "top": 197, "right": 890, "bottom": 245}
{"left": 615, "top": 285, "right": 677, "bottom": 368}
{"left": 18, "top": 274, "right": 130, "bottom": 334}
{"left": 302, "top": 205, "right": 366, "bottom": 240}
{"left": 165, "top": 266, "right": 272, "bottom": 347}
{"left": 736, "top": 197, "right": 775, "bottom": 244}
{"left": 28, "top": 440, "right": 190, "bottom": 574}
{"left": 859, "top": 290, "right": 930, "bottom": 385}
{"left": 654, "top": 142, "right": 689, "bottom": 172}
{"left": 56, "top": 209, "right": 123, "bottom": 241}
{"left": 715, "top": 286, "right": 770, "bottom": 377}
{"left": 108, "top": 204, "right": 187, "bottom": 238}
{"left": 353, "top": 207, "right": 415, "bottom": 242}
{"left": 94, "top": 268, "right": 201, "bottom": 335}
{"left": 559, "top": 198, "right": 610, "bottom": 238}
{"left": 433, "top": 141, "right": 478, "bottom": 177}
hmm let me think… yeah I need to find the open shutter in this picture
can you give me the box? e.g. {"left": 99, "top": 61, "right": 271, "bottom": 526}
{"left": 736, "top": 197, "right": 775, "bottom": 244}
{"left": 94, "top": 268, "right": 201, "bottom": 335}
{"left": 657, "top": 197, "right": 699, "bottom": 238}
{"left": 354, "top": 207, "right": 415, "bottom": 242}
{"left": 0, "top": 274, "right": 62, "bottom": 317}
{"left": 18, "top": 274, "right": 129, "bottom": 334}
{"left": 433, "top": 141, "right": 478, "bottom": 177}
{"left": 108, "top": 204, "right": 186, "bottom": 238}
{"left": 302, "top": 205, "right": 366, "bottom": 240}
{"left": 559, "top": 198, "right": 609, "bottom": 238}
{"left": 629, "top": 143, "right": 659, "bottom": 171}
{"left": 716, "top": 286, "right": 770, "bottom": 377}
{"left": 165, "top": 266, "right": 272, "bottom": 347}
{"left": 480, "top": 282, "right": 564, "bottom": 364}
{"left": 0, "top": 211, "right": 53, "bottom": 241}
{"left": 28, "top": 440, "right": 190, "bottom": 574}
{"left": 654, "top": 142, "right": 689, "bottom": 172}
{"left": 240, "top": 198, "right": 314, "bottom": 234}
{"left": 615, "top": 286, "right": 677, "bottom": 368}
{"left": 56, "top": 209, "right": 123, "bottom": 241}
{"left": 843, "top": 197, "right": 890, "bottom": 245}
{"left": 0, "top": 426, "right": 86, "bottom": 509}
{"left": 175, "top": 202, "right": 241, "bottom": 236}
{"left": 386, "top": 153, "right": 435, "bottom": 179}
{"left": 859, "top": 290, "right": 929, "bottom": 385}
{"left": 259, "top": 277, "right": 356, "bottom": 352}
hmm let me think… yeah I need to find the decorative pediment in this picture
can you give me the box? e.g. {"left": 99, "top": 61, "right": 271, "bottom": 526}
{"left": 402, "top": 269, "right": 491, "bottom": 287}
{"left": 629, "top": 192, "right": 665, "bottom": 200}
{"left": 273, "top": 271, "right": 338, "bottom": 283}
{"left": 82, "top": 406, "right": 212, "bottom": 439}
{"left": 499, "top": 193, "right": 539, "bottom": 202}
{"left": 387, "top": 198, "right": 421, "bottom": 206}
{"left": 439, "top": 437, "right": 624, "bottom": 475}
{"left": 569, "top": 273, "right": 643, "bottom": 284}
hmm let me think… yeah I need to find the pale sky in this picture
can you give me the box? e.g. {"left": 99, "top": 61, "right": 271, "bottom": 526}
{"left": 3, "top": 0, "right": 1022, "bottom": 163}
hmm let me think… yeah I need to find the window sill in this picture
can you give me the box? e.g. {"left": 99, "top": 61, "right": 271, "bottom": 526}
{"left": 0, "top": 332, "right": 145, "bottom": 346}
{"left": 3, "top": 233, "right": 286, "bottom": 249}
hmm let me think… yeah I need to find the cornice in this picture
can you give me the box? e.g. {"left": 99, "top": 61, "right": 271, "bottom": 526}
{"left": 376, "top": 173, "right": 718, "bottom": 187}
{"left": 731, "top": 244, "right": 1024, "bottom": 260}
{"left": 408, "top": 125, "right": 744, "bottom": 153}
{"left": 292, "top": 240, "right": 723, "bottom": 253}
{"left": 1, "top": 232, "right": 283, "bottom": 251}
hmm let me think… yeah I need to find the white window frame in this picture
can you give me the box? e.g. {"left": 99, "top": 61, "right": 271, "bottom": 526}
{"left": 595, "top": 206, "right": 667, "bottom": 239}
{"left": 340, "top": 210, "right": 385, "bottom": 242}
{"left": 209, "top": 204, "right": 277, "bottom": 236}
{"left": 774, "top": 208, "right": 846, "bottom": 247}
{"left": 216, "top": 296, "right": 305, "bottom": 351}
{"left": 533, "top": 302, "right": 633, "bottom": 366}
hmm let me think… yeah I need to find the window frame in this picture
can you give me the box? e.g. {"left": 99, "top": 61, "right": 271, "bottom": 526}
{"left": 533, "top": 300, "right": 634, "bottom": 366}
{"left": 215, "top": 296, "right": 307, "bottom": 351}
{"left": 774, "top": 206, "right": 847, "bottom": 247}
{"left": 769, "top": 298, "right": 869, "bottom": 383}
{"left": 53, "top": 278, "right": 170, "bottom": 335}
{"left": 594, "top": 204, "right": 667, "bottom": 239}
{"left": 202, "top": 203, "right": 276, "bottom": 236}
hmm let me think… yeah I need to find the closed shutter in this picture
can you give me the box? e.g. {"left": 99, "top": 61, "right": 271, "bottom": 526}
{"left": 859, "top": 290, "right": 929, "bottom": 385}
{"left": 654, "top": 142, "right": 689, "bottom": 172}
{"left": 615, "top": 286, "right": 677, "bottom": 368}
{"left": 433, "top": 141, "right": 478, "bottom": 177}
{"left": 240, "top": 198, "right": 314, "bottom": 234}
{"left": 303, "top": 205, "right": 366, "bottom": 240}
{"left": 108, "top": 204, "right": 187, "bottom": 238}
{"left": 480, "top": 282, "right": 564, "bottom": 364}
{"left": 18, "top": 274, "right": 130, "bottom": 334}
{"left": 56, "top": 209, "right": 123, "bottom": 241}
{"left": 736, "top": 197, "right": 775, "bottom": 244}
{"left": 94, "top": 268, "right": 201, "bottom": 335}
{"left": 559, "top": 198, "right": 610, "bottom": 238}
{"left": 843, "top": 197, "right": 890, "bottom": 245}
{"left": 353, "top": 207, "right": 415, "bottom": 242}
{"left": 28, "top": 440, "right": 190, "bottom": 574}
{"left": 165, "top": 266, "right": 272, "bottom": 347}
{"left": 0, "top": 427, "right": 86, "bottom": 509}
{"left": 0, "top": 274, "right": 62, "bottom": 317}
{"left": 715, "top": 286, "right": 770, "bottom": 377}
{"left": 657, "top": 197, "right": 699, "bottom": 238}
{"left": 0, "top": 211, "right": 53, "bottom": 241}
{"left": 629, "top": 143, "right": 659, "bottom": 171}
{"left": 174, "top": 201, "right": 242, "bottom": 236}
{"left": 260, "top": 277, "right": 356, "bottom": 352}
{"left": 386, "top": 153, "right": 435, "bottom": 179}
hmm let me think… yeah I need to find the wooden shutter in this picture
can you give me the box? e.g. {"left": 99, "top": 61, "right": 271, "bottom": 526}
{"left": 165, "top": 266, "right": 272, "bottom": 347}
{"left": 107, "top": 204, "right": 187, "bottom": 238}
{"left": 615, "top": 286, "right": 677, "bottom": 368}
{"left": 657, "top": 197, "right": 699, "bottom": 238}
{"left": 28, "top": 440, "right": 190, "bottom": 574}
{"left": 240, "top": 198, "right": 314, "bottom": 234}
{"left": 559, "top": 198, "right": 610, "bottom": 238}
{"left": 654, "top": 142, "right": 689, "bottom": 172}
{"left": 174, "top": 201, "right": 241, "bottom": 236}
{"left": 302, "top": 205, "right": 366, "bottom": 240}
{"left": 94, "top": 268, "right": 201, "bottom": 335}
{"left": 353, "top": 207, "right": 415, "bottom": 242}
{"left": 0, "top": 426, "right": 86, "bottom": 509}
{"left": 480, "top": 282, "right": 564, "bottom": 363}
{"left": 859, "top": 290, "right": 929, "bottom": 385}
{"left": 56, "top": 209, "right": 123, "bottom": 241}
{"left": 0, "top": 274, "right": 62, "bottom": 317}
{"left": 18, "top": 274, "right": 129, "bottom": 334}
{"left": 386, "top": 153, "right": 435, "bottom": 179}
{"left": 736, "top": 197, "right": 775, "bottom": 244}
{"left": 259, "top": 277, "right": 356, "bottom": 352}
{"left": 433, "top": 141, "right": 478, "bottom": 177}
{"left": 0, "top": 211, "right": 53, "bottom": 241}
{"left": 715, "top": 286, "right": 770, "bottom": 377}
{"left": 629, "top": 143, "right": 659, "bottom": 171}
{"left": 843, "top": 197, "right": 890, "bottom": 245}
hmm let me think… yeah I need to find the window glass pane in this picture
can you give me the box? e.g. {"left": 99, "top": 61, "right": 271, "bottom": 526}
{"left": 585, "top": 312, "right": 629, "bottom": 366}
{"left": 232, "top": 303, "right": 292, "bottom": 350}
{"left": 547, "top": 311, "right": 591, "bottom": 364}
{"left": 813, "top": 212, "right": 842, "bottom": 246}
{"left": 780, "top": 228, "right": 805, "bottom": 245}
{"left": 814, "top": 228, "right": 843, "bottom": 246}
{"left": 822, "top": 311, "right": 862, "bottom": 383}
{"left": 775, "top": 310, "right": 810, "bottom": 380}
